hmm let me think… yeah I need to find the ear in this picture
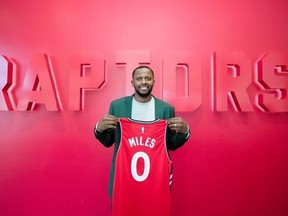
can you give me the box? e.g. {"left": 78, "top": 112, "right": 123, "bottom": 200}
{"left": 131, "top": 80, "right": 134, "bottom": 87}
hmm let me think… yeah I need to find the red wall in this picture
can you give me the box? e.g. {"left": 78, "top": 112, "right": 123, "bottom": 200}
{"left": 1, "top": 0, "right": 288, "bottom": 215}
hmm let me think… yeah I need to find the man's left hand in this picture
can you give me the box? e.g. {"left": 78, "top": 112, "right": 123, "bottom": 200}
{"left": 167, "top": 117, "right": 189, "bottom": 133}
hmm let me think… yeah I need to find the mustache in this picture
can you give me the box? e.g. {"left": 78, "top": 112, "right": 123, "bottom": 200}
{"left": 138, "top": 84, "right": 150, "bottom": 88}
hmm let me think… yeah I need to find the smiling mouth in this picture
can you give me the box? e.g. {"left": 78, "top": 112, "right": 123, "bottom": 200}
{"left": 139, "top": 86, "right": 148, "bottom": 91}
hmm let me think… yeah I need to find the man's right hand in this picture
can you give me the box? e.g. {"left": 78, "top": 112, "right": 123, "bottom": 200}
{"left": 96, "top": 114, "right": 118, "bottom": 133}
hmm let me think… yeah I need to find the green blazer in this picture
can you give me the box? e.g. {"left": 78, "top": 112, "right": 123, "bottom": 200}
{"left": 95, "top": 94, "right": 189, "bottom": 197}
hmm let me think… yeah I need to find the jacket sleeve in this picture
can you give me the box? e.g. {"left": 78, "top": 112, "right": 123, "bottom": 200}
{"left": 166, "top": 129, "right": 190, "bottom": 151}
{"left": 94, "top": 128, "right": 115, "bottom": 147}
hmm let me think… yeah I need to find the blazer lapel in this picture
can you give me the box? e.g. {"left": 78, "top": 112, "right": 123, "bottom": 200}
{"left": 125, "top": 95, "right": 133, "bottom": 118}
{"left": 154, "top": 97, "right": 163, "bottom": 119}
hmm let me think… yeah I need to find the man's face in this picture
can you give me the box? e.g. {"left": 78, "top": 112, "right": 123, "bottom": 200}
{"left": 131, "top": 68, "right": 155, "bottom": 98}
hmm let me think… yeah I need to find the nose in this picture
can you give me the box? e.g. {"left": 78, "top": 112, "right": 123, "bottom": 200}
{"left": 140, "top": 78, "right": 147, "bottom": 84}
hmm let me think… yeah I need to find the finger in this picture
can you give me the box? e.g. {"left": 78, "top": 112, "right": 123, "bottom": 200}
{"left": 103, "top": 116, "right": 118, "bottom": 124}
{"left": 168, "top": 117, "right": 187, "bottom": 132}
{"left": 168, "top": 118, "right": 181, "bottom": 126}
{"left": 168, "top": 122, "right": 178, "bottom": 131}
{"left": 98, "top": 115, "right": 118, "bottom": 131}
{"left": 167, "top": 117, "right": 177, "bottom": 125}
{"left": 105, "top": 124, "right": 118, "bottom": 129}
{"left": 103, "top": 115, "right": 118, "bottom": 121}
{"left": 105, "top": 120, "right": 118, "bottom": 126}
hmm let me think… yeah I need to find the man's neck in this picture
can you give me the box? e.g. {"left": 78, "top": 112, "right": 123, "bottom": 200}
{"left": 134, "top": 94, "right": 152, "bottom": 103}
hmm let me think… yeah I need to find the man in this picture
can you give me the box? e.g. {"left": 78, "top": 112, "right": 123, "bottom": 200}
{"left": 94, "top": 65, "right": 190, "bottom": 215}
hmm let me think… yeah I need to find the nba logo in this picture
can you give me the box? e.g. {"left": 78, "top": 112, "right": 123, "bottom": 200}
{"left": 141, "top": 126, "right": 145, "bottom": 133}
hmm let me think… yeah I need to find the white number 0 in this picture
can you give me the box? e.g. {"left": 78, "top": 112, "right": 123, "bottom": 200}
{"left": 131, "top": 151, "right": 150, "bottom": 182}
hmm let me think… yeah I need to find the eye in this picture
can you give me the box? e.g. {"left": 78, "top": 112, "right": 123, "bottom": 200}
{"left": 136, "top": 77, "right": 143, "bottom": 81}
{"left": 145, "top": 77, "right": 152, "bottom": 81}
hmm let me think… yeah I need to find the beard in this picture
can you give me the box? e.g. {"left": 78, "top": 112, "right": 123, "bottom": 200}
{"left": 134, "top": 85, "right": 153, "bottom": 98}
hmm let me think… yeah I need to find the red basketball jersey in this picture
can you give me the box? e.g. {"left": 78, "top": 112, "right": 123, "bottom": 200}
{"left": 112, "top": 118, "right": 172, "bottom": 216}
